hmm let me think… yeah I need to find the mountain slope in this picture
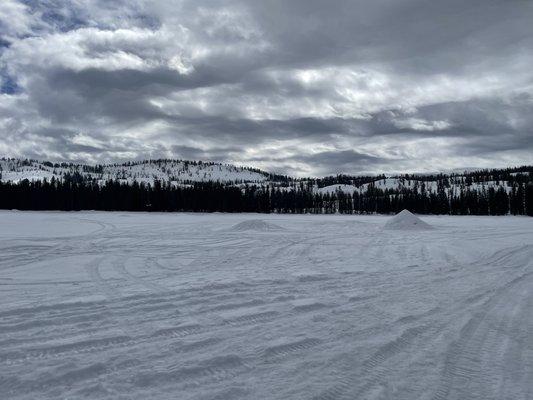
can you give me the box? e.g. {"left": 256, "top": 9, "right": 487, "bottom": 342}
{"left": 0, "top": 159, "right": 268, "bottom": 185}
{"left": 1, "top": 158, "right": 532, "bottom": 199}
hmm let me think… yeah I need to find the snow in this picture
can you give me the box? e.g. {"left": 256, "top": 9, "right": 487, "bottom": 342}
{"left": 2, "top": 159, "right": 525, "bottom": 200}
{"left": 311, "top": 177, "right": 518, "bottom": 198}
{"left": 1, "top": 211, "right": 533, "bottom": 399}
{"left": 229, "top": 219, "right": 285, "bottom": 232}
{"left": 315, "top": 184, "right": 357, "bottom": 195}
{"left": 0, "top": 159, "right": 267, "bottom": 185}
{"left": 384, "top": 209, "right": 434, "bottom": 230}
{"left": 359, "top": 178, "right": 516, "bottom": 195}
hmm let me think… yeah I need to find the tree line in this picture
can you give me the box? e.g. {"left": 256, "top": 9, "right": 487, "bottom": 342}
{"left": 1, "top": 177, "right": 532, "bottom": 215}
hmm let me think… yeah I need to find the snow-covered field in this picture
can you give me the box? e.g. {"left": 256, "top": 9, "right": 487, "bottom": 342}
{"left": 1, "top": 211, "right": 532, "bottom": 399}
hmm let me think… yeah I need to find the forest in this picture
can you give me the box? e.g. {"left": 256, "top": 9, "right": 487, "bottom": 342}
{"left": 1, "top": 174, "right": 532, "bottom": 215}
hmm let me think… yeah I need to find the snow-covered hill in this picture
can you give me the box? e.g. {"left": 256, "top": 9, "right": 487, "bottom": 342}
{"left": 0, "top": 159, "right": 268, "bottom": 185}
{"left": 1, "top": 158, "right": 531, "bottom": 200}
{"left": 317, "top": 177, "right": 517, "bottom": 195}
{"left": 312, "top": 178, "right": 522, "bottom": 200}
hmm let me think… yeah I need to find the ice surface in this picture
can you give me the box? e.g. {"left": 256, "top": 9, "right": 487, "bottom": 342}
{"left": 1, "top": 211, "right": 532, "bottom": 399}
{"left": 384, "top": 209, "right": 434, "bottom": 230}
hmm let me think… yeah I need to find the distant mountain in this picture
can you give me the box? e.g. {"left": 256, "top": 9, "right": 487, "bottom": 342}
{"left": 0, "top": 158, "right": 269, "bottom": 185}
{"left": 1, "top": 157, "right": 531, "bottom": 197}
{"left": 1, "top": 157, "right": 532, "bottom": 215}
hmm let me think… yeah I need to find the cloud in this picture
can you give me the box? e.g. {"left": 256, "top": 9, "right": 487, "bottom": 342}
{"left": 0, "top": 0, "right": 35, "bottom": 38}
{"left": 0, "top": 0, "right": 532, "bottom": 176}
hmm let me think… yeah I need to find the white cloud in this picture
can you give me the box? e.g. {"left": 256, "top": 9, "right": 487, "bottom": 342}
{"left": 0, "top": 0, "right": 532, "bottom": 175}
{"left": 0, "top": 0, "right": 35, "bottom": 38}
{"left": 3, "top": 27, "right": 192, "bottom": 74}
{"left": 394, "top": 118, "right": 452, "bottom": 131}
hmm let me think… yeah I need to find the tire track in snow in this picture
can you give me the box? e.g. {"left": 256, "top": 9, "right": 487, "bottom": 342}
{"left": 85, "top": 257, "right": 119, "bottom": 299}
{"left": 113, "top": 257, "right": 168, "bottom": 292}
{"left": 133, "top": 355, "right": 250, "bottom": 389}
{"left": 0, "top": 311, "right": 107, "bottom": 334}
{"left": 0, "top": 335, "right": 133, "bottom": 363}
{"left": 222, "top": 311, "right": 280, "bottom": 327}
{"left": 313, "top": 324, "right": 430, "bottom": 400}
{"left": 396, "top": 244, "right": 407, "bottom": 261}
{"left": 0, "top": 219, "right": 117, "bottom": 272}
{"left": 262, "top": 338, "right": 322, "bottom": 361}
{"left": 150, "top": 324, "right": 203, "bottom": 339}
{"left": 431, "top": 271, "right": 533, "bottom": 400}
{"left": 522, "top": 293, "right": 533, "bottom": 399}
{"left": 3, "top": 362, "right": 110, "bottom": 397}
{"left": 442, "top": 249, "right": 461, "bottom": 273}
{"left": 420, "top": 244, "right": 430, "bottom": 265}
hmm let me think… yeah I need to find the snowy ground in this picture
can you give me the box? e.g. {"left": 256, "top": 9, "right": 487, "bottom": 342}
{"left": 1, "top": 211, "right": 532, "bottom": 400}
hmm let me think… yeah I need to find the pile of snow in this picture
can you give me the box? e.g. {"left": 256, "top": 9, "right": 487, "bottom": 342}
{"left": 384, "top": 209, "right": 433, "bottom": 231}
{"left": 229, "top": 219, "right": 284, "bottom": 232}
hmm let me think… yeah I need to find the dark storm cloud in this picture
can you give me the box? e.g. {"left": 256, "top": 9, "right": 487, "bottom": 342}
{"left": 245, "top": 0, "right": 533, "bottom": 72}
{"left": 0, "top": 0, "right": 532, "bottom": 174}
{"left": 408, "top": 96, "right": 533, "bottom": 153}
{"left": 250, "top": 149, "right": 389, "bottom": 177}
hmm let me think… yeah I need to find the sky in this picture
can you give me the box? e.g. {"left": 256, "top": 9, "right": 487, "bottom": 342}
{"left": 0, "top": 0, "right": 532, "bottom": 177}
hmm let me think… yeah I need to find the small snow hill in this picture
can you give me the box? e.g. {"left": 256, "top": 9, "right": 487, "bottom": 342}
{"left": 229, "top": 219, "right": 284, "bottom": 232}
{"left": 384, "top": 209, "right": 433, "bottom": 230}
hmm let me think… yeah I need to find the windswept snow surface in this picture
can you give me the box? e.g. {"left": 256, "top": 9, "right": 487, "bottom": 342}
{"left": 1, "top": 212, "right": 533, "bottom": 400}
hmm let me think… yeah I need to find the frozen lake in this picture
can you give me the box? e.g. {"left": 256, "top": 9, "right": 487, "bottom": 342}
{"left": 1, "top": 211, "right": 532, "bottom": 399}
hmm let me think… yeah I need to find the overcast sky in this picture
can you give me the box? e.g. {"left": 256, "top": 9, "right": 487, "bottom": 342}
{"left": 1, "top": 0, "right": 532, "bottom": 176}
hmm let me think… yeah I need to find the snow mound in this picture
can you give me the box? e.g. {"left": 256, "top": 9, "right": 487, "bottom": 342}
{"left": 384, "top": 209, "right": 433, "bottom": 230}
{"left": 230, "top": 219, "right": 284, "bottom": 232}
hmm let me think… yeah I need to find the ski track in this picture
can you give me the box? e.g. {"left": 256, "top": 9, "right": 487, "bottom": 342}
{"left": 0, "top": 211, "right": 532, "bottom": 399}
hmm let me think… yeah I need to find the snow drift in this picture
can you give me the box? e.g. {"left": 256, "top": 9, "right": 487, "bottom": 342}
{"left": 384, "top": 209, "right": 433, "bottom": 230}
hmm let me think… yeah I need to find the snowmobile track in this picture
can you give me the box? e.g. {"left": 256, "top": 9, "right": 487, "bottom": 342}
{"left": 2, "top": 212, "right": 532, "bottom": 400}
